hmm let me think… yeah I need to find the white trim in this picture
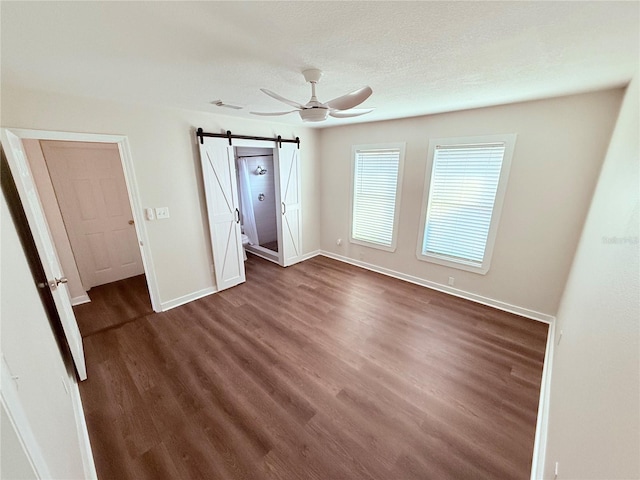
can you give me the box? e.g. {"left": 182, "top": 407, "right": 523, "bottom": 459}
{"left": 68, "top": 375, "right": 98, "bottom": 480}
{"left": 160, "top": 249, "right": 320, "bottom": 311}
{"left": 71, "top": 294, "right": 91, "bottom": 306}
{"left": 530, "top": 319, "right": 556, "bottom": 479}
{"left": 160, "top": 286, "right": 216, "bottom": 311}
{"left": 319, "top": 251, "right": 554, "bottom": 324}
{"left": 246, "top": 245, "right": 280, "bottom": 264}
{"left": 297, "top": 249, "right": 321, "bottom": 262}
{"left": 1, "top": 355, "right": 51, "bottom": 478}
{"left": 1, "top": 128, "right": 162, "bottom": 313}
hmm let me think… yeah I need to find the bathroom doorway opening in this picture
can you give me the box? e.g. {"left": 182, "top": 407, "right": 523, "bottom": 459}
{"left": 235, "top": 146, "right": 280, "bottom": 264}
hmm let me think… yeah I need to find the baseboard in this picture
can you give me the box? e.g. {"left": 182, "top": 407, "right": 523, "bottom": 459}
{"left": 319, "top": 251, "right": 555, "bottom": 324}
{"left": 71, "top": 294, "right": 91, "bottom": 306}
{"left": 69, "top": 375, "right": 98, "bottom": 480}
{"left": 160, "top": 286, "right": 216, "bottom": 312}
{"left": 530, "top": 320, "right": 556, "bottom": 479}
{"left": 292, "top": 249, "right": 322, "bottom": 264}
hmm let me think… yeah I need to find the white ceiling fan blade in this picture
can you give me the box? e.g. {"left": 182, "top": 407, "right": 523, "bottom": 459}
{"left": 325, "top": 86, "right": 373, "bottom": 111}
{"left": 250, "top": 110, "right": 298, "bottom": 116}
{"left": 260, "top": 88, "right": 305, "bottom": 109}
{"left": 329, "top": 108, "right": 374, "bottom": 118}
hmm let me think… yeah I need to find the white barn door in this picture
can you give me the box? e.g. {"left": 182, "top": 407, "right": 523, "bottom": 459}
{"left": 1, "top": 129, "right": 87, "bottom": 381}
{"left": 276, "top": 143, "right": 302, "bottom": 266}
{"left": 199, "top": 138, "right": 246, "bottom": 291}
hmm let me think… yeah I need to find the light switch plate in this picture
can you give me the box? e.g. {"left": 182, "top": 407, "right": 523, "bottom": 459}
{"left": 155, "top": 207, "right": 170, "bottom": 219}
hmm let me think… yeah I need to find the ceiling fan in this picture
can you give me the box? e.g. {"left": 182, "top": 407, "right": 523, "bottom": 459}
{"left": 250, "top": 69, "right": 373, "bottom": 122}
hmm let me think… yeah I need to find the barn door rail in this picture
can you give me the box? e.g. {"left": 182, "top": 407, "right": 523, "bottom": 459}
{"left": 196, "top": 128, "right": 300, "bottom": 149}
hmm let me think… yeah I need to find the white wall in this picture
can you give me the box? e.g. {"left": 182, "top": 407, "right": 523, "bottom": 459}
{"left": 320, "top": 89, "right": 624, "bottom": 317}
{"left": 1, "top": 86, "right": 320, "bottom": 307}
{"left": 0, "top": 191, "right": 88, "bottom": 479}
{"left": 543, "top": 78, "right": 639, "bottom": 478}
{"left": 236, "top": 147, "right": 278, "bottom": 246}
{"left": 1, "top": 403, "right": 37, "bottom": 480}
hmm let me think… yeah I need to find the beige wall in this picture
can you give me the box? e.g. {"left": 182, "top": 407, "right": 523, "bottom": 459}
{"left": 1, "top": 86, "right": 320, "bottom": 307}
{"left": 1, "top": 192, "right": 87, "bottom": 479}
{"left": 319, "top": 89, "right": 623, "bottom": 316}
{"left": 543, "top": 78, "right": 639, "bottom": 478}
{"left": 1, "top": 403, "right": 38, "bottom": 480}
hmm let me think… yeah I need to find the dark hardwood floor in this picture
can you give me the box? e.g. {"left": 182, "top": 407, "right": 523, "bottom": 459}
{"left": 76, "top": 254, "right": 548, "bottom": 480}
{"left": 74, "top": 274, "right": 153, "bottom": 337}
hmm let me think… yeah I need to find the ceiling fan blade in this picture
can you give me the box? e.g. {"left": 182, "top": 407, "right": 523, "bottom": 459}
{"left": 260, "top": 88, "right": 305, "bottom": 109}
{"left": 250, "top": 110, "right": 298, "bottom": 116}
{"left": 325, "top": 86, "right": 373, "bottom": 111}
{"left": 329, "top": 108, "right": 374, "bottom": 118}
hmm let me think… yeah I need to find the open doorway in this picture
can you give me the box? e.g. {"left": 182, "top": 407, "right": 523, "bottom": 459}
{"left": 235, "top": 146, "right": 280, "bottom": 263}
{"left": 198, "top": 135, "right": 302, "bottom": 294}
{"left": 3, "top": 128, "right": 160, "bottom": 340}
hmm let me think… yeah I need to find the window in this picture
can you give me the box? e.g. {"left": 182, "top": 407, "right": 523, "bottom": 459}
{"left": 417, "top": 134, "right": 516, "bottom": 274}
{"left": 350, "top": 144, "right": 405, "bottom": 251}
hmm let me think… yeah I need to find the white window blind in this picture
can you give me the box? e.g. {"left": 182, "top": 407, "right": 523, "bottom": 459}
{"left": 352, "top": 148, "right": 401, "bottom": 248}
{"left": 422, "top": 143, "right": 506, "bottom": 266}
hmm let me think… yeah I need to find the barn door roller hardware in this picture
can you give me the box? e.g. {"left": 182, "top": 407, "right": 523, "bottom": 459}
{"left": 196, "top": 128, "right": 300, "bottom": 149}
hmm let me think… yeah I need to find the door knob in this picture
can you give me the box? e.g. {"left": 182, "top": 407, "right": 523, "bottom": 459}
{"left": 41, "top": 277, "right": 68, "bottom": 290}
{"left": 128, "top": 219, "right": 135, "bottom": 225}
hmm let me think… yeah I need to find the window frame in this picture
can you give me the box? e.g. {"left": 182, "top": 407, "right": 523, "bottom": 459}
{"left": 416, "top": 134, "right": 517, "bottom": 274}
{"left": 349, "top": 143, "right": 406, "bottom": 252}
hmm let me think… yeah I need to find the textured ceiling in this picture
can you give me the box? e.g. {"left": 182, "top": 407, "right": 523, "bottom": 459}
{"left": 1, "top": 1, "right": 638, "bottom": 128}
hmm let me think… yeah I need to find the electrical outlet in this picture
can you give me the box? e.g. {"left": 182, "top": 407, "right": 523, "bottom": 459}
{"left": 336, "top": 238, "right": 342, "bottom": 246}
{"left": 155, "top": 207, "right": 170, "bottom": 219}
{"left": 448, "top": 276, "right": 455, "bottom": 286}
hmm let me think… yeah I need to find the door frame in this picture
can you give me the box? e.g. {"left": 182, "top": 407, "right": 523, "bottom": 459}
{"left": 1, "top": 127, "right": 161, "bottom": 312}
{"left": 234, "top": 142, "right": 283, "bottom": 266}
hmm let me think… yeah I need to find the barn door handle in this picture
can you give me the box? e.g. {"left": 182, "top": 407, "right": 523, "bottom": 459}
{"left": 235, "top": 208, "right": 240, "bottom": 223}
{"left": 281, "top": 202, "right": 286, "bottom": 215}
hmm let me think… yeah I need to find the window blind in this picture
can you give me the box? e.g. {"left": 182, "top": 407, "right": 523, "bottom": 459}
{"left": 352, "top": 149, "right": 401, "bottom": 247}
{"left": 422, "top": 143, "right": 506, "bottom": 265}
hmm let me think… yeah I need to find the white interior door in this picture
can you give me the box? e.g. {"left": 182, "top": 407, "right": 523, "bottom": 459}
{"left": 1, "top": 129, "right": 87, "bottom": 381}
{"left": 199, "top": 138, "right": 246, "bottom": 291}
{"left": 277, "top": 143, "right": 302, "bottom": 266}
{"left": 40, "top": 141, "right": 144, "bottom": 289}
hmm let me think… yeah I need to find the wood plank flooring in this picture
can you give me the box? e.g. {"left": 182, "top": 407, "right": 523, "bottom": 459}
{"left": 76, "top": 254, "right": 548, "bottom": 480}
{"left": 74, "top": 274, "right": 153, "bottom": 337}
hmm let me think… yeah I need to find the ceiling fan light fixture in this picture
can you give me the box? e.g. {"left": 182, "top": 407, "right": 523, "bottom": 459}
{"left": 251, "top": 69, "right": 373, "bottom": 122}
{"left": 299, "top": 108, "right": 328, "bottom": 122}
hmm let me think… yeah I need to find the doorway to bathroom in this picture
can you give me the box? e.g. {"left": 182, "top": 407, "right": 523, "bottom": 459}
{"left": 198, "top": 135, "right": 302, "bottom": 293}
{"left": 235, "top": 146, "right": 279, "bottom": 262}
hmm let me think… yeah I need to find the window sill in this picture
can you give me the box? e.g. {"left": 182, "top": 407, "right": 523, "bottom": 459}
{"left": 416, "top": 251, "right": 490, "bottom": 275}
{"left": 350, "top": 237, "right": 397, "bottom": 253}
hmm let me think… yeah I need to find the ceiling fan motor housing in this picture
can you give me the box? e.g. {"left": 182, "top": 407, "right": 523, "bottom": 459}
{"left": 299, "top": 108, "right": 328, "bottom": 122}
